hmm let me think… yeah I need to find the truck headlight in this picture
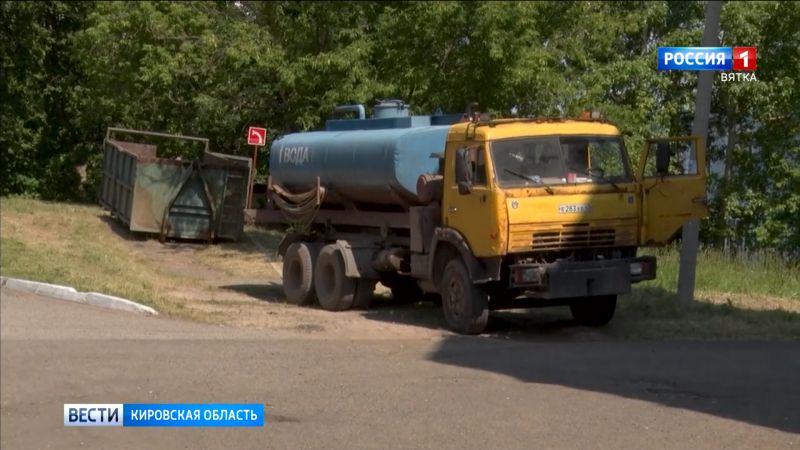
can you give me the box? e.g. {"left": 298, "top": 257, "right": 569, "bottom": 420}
{"left": 521, "top": 268, "right": 539, "bottom": 283}
{"left": 512, "top": 267, "right": 542, "bottom": 285}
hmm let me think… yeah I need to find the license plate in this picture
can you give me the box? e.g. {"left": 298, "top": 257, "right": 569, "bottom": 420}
{"left": 558, "top": 204, "right": 591, "bottom": 214}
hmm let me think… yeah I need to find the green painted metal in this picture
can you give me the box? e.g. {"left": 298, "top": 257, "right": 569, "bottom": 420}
{"left": 99, "top": 128, "right": 251, "bottom": 242}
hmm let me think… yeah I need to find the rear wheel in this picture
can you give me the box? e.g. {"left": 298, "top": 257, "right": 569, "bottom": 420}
{"left": 282, "top": 242, "right": 319, "bottom": 306}
{"left": 440, "top": 258, "right": 489, "bottom": 335}
{"left": 314, "top": 245, "right": 356, "bottom": 312}
{"left": 569, "top": 295, "right": 617, "bottom": 327}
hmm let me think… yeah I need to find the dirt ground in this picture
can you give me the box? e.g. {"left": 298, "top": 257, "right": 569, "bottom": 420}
{"left": 121, "top": 228, "right": 456, "bottom": 340}
{"left": 118, "top": 227, "right": 615, "bottom": 342}
{"left": 102, "top": 220, "right": 798, "bottom": 342}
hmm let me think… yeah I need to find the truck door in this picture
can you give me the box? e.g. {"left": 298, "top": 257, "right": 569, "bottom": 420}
{"left": 443, "top": 141, "right": 505, "bottom": 257}
{"left": 637, "top": 136, "right": 708, "bottom": 245}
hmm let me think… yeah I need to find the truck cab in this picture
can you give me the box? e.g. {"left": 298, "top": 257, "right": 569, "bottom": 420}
{"left": 429, "top": 117, "right": 707, "bottom": 332}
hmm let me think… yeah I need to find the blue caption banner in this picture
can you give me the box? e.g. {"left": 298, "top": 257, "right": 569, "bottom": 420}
{"left": 658, "top": 47, "right": 732, "bottom": 71}
{"left": 123, "top": 404, "right": 265, "bottom": 427}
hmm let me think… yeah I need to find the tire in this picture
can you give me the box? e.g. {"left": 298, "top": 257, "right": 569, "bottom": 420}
{"left": 440, "top": 258, "right": 489, "bottom": 335}
{"left": 314, "top": 245, "right": 356, "bottom": 312}
{"left": 352, "top": 279, "right": 377, "bottom": 310}
{"left": 282, "top": 242, "right": 319, "bottom": 306}
{"left": 569, "top": 295, "right": 617, "bottom": 327}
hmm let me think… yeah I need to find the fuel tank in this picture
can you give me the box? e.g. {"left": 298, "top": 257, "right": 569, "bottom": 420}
{"left": 269, "top": 101, "right": 463, "bottom": 208}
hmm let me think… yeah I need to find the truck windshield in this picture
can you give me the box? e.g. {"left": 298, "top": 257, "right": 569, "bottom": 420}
{"left": 490, "top": 136, "right": 631, "bottom": 187}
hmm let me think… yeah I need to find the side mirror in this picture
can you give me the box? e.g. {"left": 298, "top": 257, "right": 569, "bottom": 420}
{"left": 656, "top": 142, "right": 670, "bottom": 175}
{"left": 455, "top": 148, "right": 472, "bottom": 195}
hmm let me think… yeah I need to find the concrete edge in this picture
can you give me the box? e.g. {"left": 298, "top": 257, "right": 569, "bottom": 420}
{"left": 84, "top": 292, "right": 158, "bottom": 316}
{"left": 1, "top": 277, "right": 158, "bottom": 316}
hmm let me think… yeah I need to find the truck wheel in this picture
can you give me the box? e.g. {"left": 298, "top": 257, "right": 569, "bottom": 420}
{"left": 314, "top": 245, "right": 356, "bottom": 312}
{"left": 569, "top": 295, "right": 617, "bottom": 327}
{"left": 352, "top": 279, "right": 376, "bottom": 310}
{"left": 440, "top": 258, "right": 489, "bottom": 335}
{"left": 282, "top": 242, "right": 319, "bottom": 306}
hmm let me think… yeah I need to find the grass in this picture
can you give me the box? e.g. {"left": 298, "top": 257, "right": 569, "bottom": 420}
{"left": 612, "top": 246, "right": 800, "bottom": 339}
{"left": 0, "top": 196, "right": 283, "bottom": 318}
{"left": 1, "top": 196, "right": 798, "bottom": 340}
{"left": 637, "top": 245, "right": 799, "bottom": 300}
{"left": 1, "top": 197, "right": 179, "bottom": 314}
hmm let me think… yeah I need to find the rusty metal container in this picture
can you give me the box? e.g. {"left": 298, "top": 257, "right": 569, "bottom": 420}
{"left": 99, "top": 128, "right": 252, "bottom": 241}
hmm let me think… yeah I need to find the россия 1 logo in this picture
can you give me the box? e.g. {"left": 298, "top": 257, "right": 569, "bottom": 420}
{"left": 658, "top": 47, "right": 757, "bottom": 82}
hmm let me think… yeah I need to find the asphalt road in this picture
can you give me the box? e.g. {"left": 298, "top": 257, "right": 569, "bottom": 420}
{"left": 1, "top": 287, "right": 798, "bottom": 449}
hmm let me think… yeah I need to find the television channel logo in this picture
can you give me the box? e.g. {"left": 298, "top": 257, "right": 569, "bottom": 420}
{"left": 658, "top": 47, "right": 757, "bottom": 82}
{"left": 732, "top": 47, "right": 757, "bottom": 71}
{"left": 64, "top": 403, "right": 265, "bottom": 427}
{"left": 64, "top": 404, "right": 123, "bottom": 427}
{"left": 658, "top": 47, "right": 731, "bottom": 71}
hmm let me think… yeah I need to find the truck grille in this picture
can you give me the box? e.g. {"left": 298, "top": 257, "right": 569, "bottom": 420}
{"left": 509, "top": 220, "right": 638, "bottom": 253}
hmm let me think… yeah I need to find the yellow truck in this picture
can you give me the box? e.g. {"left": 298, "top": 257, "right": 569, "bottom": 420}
{"left": 259, "top": 101, "right": 708, "bottom": 334}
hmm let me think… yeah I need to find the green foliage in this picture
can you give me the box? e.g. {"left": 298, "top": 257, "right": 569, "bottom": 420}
{"left": 1, "top": 1, "right": 94, "bottom": 199}
{"left": 705, "top": 1, "right": 800, "bottom": 255}
{"left": 0, "top": 0, "right": 797, "bottom": 254}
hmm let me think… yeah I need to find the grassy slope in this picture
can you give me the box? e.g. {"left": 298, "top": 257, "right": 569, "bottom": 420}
{"left": 1, "top": 197, "right": 181, "bottom": 313}
{"left": 1, "top": 196, "right": 798, "bottom": 339}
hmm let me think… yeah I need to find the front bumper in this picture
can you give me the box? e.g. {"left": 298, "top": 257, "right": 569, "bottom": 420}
{"left": 509, "top": 256, "right": 657, "bottom": 299}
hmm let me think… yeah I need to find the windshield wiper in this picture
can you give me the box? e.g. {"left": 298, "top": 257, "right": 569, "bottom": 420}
{"left": 503, "top": 168, "right": 554, "bottom": 194}
{"left": 503, "top": 168, "right": 542, "bottom": 184}
{"left": 567, "top": 166, "right": 623, "bottom": 191}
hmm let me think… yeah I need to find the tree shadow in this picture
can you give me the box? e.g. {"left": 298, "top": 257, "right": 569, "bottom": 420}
{"left": 359, "top": 285, "right": 800, "bottom": 433}
{"left": 217, "top": 277, "right": 800, "bottom": 432}
{"left": 219, "top": 281, "right": 287, "bottom": 304}
{"left": 361, "top": 299, "right": 591, "bottom": 340}
{"left": 97, "top": 213, "right": 150, "bottom": 242}
{"left": 97, "top": 211, "right": 283, "bottom": 256}
{"left": 209, "top": 226, "right": 283, "bottom": 256}
{"left": 361, "top": 286, "right": 800, "bottom": 340}
{"left": 426, "top": 334, "right": 800, "bottom": 434}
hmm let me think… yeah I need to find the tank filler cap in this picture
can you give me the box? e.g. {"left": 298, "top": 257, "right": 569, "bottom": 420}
{"left": 373, "top": 99, "right": 410, "bottom": 119}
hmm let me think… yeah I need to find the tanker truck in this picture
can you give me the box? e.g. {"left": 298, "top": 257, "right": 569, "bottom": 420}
{"left": 257, "top": 100, "right": 707, "bottom": 334}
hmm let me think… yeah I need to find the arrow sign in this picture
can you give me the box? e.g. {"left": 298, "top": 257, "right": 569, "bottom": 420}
{"left": 247, "top": 126, "right": 267, "bottom": 146}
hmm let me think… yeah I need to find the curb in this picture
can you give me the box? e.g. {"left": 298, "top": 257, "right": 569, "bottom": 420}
{"left": 84, "top": 292, "right": 158, "bottom": 315}
{"left": 1, "top": 277, "right": 158, "bottom": 316}
{"left": 2, "top": 278, "right": 86, "bottom": 303}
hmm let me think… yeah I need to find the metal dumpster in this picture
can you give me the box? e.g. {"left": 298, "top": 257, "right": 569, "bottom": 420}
{"left": 99, "top": 128, "right": 252, "bottom": 242}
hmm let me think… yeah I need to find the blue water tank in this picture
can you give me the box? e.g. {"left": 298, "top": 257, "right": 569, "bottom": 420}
{"left": 269, "top": 106, "right": 461, "bottom": 207}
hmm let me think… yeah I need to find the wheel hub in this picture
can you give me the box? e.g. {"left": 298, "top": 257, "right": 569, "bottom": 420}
{"left": 446, "top": 276, "right": 464, "bottom": 320}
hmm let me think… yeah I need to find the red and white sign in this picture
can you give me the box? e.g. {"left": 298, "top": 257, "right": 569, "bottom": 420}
{"left": 247, "top": 127, "right": 267, "bottom": 146}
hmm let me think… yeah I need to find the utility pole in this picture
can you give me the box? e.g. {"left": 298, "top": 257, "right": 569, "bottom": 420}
{"left": 677, "top": 0, "right": 722, "bottom": 306}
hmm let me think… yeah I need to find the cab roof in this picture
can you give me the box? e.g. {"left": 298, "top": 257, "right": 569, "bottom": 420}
{"left": 447, "top": 118, "right": 621, "bottom": 141}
